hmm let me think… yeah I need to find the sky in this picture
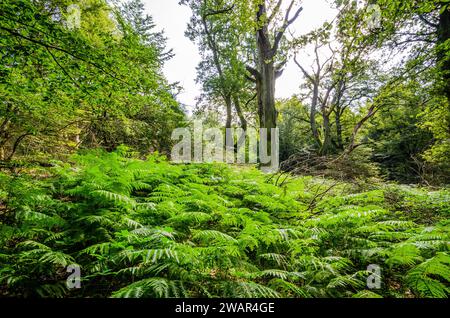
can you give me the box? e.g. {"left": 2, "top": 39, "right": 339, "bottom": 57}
{"left": 143, "top": 0, "right": 338, "bottom": 108}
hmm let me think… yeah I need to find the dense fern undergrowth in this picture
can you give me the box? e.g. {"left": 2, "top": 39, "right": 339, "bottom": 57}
{"left": 0, "top": 148, "right": 449, "bottom": 298}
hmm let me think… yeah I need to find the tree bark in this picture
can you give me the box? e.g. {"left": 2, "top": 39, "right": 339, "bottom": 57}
{"left": 310, "top": 77, "right": 322, "bottom": 148}
{"left": 252, "top": 1, "right": 302, "bottom": 131}
{"left": 256, "top": 3, "right": 277, "bottom": 131}
{"left": 225, "top": 95, "right": 233, "bottom": 128}
{"left": 335, "top": 109, "right": 344, "bottom": 150}
{"left": 259, "top": 59, "right": 277, "bottom": 131}
{"left": 233, "top": 95, "right": 247, "bottom": 131}
{"left": 320, "top": 112, "right": 333, "bottom": 155}
{"left": 346, "top": 104, "right": 378, "bottom": 154}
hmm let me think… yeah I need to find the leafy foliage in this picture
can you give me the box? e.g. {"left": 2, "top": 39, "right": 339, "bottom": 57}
{"left": 0, "top": 0, "right": 184, "bottom": 161}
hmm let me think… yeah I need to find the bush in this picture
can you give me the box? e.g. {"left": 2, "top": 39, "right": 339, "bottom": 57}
{"left": 0, "top": 150, "right": 448, "bottom": 298}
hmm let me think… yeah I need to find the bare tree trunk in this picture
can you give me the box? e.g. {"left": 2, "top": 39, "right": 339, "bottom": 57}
{"left": 320, "top": 112, "right": 333, "bottom": 155}
{"left": 254, "top": 75, "right": 264, "bottom": 127}
{"left": 259, "top": 59, "right": 277, "bottom": 131}
{"left": 294, "top": 54, "right": 322, "bottom": 149}
{"left": 245, "top": 0, "right": 302, "bottom": 165}
{"left": 201, "top": 10, "right": 234, "bottom": 128}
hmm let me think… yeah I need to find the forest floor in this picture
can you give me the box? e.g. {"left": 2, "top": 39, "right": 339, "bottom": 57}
{"left": 0, "top": 149, "right": 449, "bottom": 298}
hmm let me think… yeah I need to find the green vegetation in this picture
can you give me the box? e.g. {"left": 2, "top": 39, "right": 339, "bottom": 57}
{"left": 0, "top": 149, "right": 449, "bottom": 298}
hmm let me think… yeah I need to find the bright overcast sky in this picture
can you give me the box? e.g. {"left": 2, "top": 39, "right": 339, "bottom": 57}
{"left": 143, "top": 0, "right": 338, "bottom": 107}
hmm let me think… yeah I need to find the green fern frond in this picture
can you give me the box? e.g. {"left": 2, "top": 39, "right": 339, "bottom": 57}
{"left": 258, "top": 253, "right": 288, "bottom": 267}
{"left": 231, "top": 281, "right": 280, "bottom": 298}
{"left": 352, "top": 290, "right": 383, "bottom": 298}
{"left": 407, "top": 253, "right": 450, "bottom": 298}
{"left": 268, "top": 279, "right": 310, "bottom": 297}
{"left": 327, "top": 274, "right": 365, "bottom": 290}
{"left": 93, "top": 190, "right": 136, "bottom": 207}
{"left": 39, "top": 251, "right": 76, "bottom": 268}
{"left": 169, "top": 212, "right": 212, "bottom": 225}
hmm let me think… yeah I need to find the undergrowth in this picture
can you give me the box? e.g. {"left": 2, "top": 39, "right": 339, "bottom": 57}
{"left": 0, "top": 148, "right": 449, "bottom": 298}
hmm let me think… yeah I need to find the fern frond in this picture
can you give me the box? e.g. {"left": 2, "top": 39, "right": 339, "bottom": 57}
{"left": 93, "top": 190, "right": 136, "bottom": 207}
{"left": 112, "top": 278, "right": 182, "bottom": 298}
{"left": 231, "top": 281, "right": 280, "bottom": 298}
{"left": 352, "top": 290, "right": 383, "bottom": 298}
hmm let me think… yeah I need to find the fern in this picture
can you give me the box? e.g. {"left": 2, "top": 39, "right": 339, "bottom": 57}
{"left": 112, "top": 278, "right": 186, "bottom": 298}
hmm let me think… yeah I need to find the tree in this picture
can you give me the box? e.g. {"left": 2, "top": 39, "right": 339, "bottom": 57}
{"left": 182, "top": 0, "right": 251, "bottom": 130}
{"left": 365, "top": 0, "right": 450, "bottom": 103}
{"left": 340, "top": 0, "right": 450, "bottom": 172}
{"left": 292, "top": 19, "right": 377, "bottom": 155}
{"left": 185, "top": 0, "right": 303, "bottom": 134}
{"left": 367, "top": 81, "right": 435, "bottom": 183}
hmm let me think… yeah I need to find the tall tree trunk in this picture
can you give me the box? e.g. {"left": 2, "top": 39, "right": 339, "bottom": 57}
{"left": 247, "top": 0, "right": 302, "bottom": 165}
{"left": 255, "top": 76, "right": 264, "bottom": 127}
{"left": 335, "top": 109, "right": 344, "bottom": 150}
{"left": 201, "top": 12, "right": 234, "bottom": 128}
{"left": 310, "top": 79, "right": 321, "bottom": 148}
{"left": 225, "top": 95, "right": 232, "bottom": 128}
{"left": 438, "top": 5, "right": 450, "bottom": 104}
{"left": 253, "top": 0, "right": 303, "bottom": 131}
{"left": 259, "top": 61, "right": 277, "bottom": 131}
{"left": 256, "top": 4, "right": 277, "bottom": 131}
{"left": 320, "top": 112, "right": 333, "bottom": 155}
{"left": 293, "top": 55, "right": 322, "bottom": 149}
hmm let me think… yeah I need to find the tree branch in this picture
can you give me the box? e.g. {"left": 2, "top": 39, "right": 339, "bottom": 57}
{"left": 203, "top": 4, "right": 235, "bottom": 18}
{"left": 268, "top": 0, "right": 283, "bottom": 24}
{"left": 273, "top": 1, "right": 303, "bottom": 53}
{"left": 418, "top": 14, "right": 439, "bottom": 28}
{"left": 0, "top": 26, "right": 128, "bottom": 85}
{"left": 246, "top": 65, "right": 262, "bottom": 82}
